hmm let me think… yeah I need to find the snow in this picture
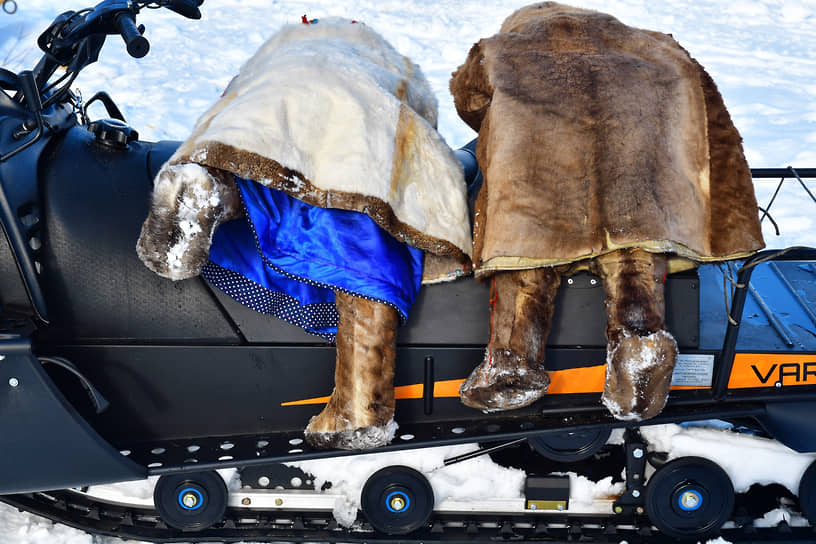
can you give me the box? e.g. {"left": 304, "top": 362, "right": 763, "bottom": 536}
{"left": 1, "top": 0, "right": 816, "bottom": 542}
{"left": 290, "top": 443, "right": 525, "bottom": 526}
{"left": 753, "top": 507, "right": 810, "bottom": 528}
{"left": 641, "top": 424, "right": 816, "bottom": 494}
{"left": 306, "top": 417, "right": 400, "bottom": 451}
{"left": 554, "top": 473, "right": 625, "bottom": 510}
{"left": 706, "top": 538, "right": 735, "bottom": 544}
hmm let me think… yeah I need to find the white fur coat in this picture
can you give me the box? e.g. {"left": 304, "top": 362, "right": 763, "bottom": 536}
{"left": 163, "top": 18, "right": 472, "bottom": 276}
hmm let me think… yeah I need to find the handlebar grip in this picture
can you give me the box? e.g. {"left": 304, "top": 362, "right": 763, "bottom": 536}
{"left": 115, "top": 13, "right": 149, "bottom": 58}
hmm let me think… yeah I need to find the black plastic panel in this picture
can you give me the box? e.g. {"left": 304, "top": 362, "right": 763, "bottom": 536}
{"left": 215, "top": 270, "right": 699, "bottom": 348}
{"left": 0, "top": 337, "right": 145, "bottom": 493}
{"left": 0, "top": 114, "right": 56, "bottom": 322}
{"left": 147, "top": 139, "right": 179, "bottom": 177}
{"left": 0, "top": 223, "right": 31, "bottom": 316}
{"left": 47, "top": 343, "right": 637, "bottom": 445}
{"left": 757, "top": 400, "right": 816, "bottom": 452}
{"left": 37, "top": 127, "right": 238, "bottom": 342}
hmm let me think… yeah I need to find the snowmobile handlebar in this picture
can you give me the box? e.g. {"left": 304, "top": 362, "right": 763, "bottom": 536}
{"left": 37, "top": 0, "right": 202, "bottom": 64}
{"left": 115, "top": 12, "right": 149, "bottom": 58}
{"left": 114, "top": 0, "right": 204, "bottom": 58}
{"left": 26, "top": 0, "right": 204, "bottom": 93}
{"left": 0, "top": 0, "right": 204, "bottom": 162}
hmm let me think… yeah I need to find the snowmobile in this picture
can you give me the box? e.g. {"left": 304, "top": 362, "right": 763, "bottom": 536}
{"left": 1, "top": 1, "right": 816, "bottom": 542}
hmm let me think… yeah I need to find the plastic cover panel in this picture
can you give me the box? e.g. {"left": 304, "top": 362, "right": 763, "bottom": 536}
{"left": 0, "top": 223, "right": 32, "bottom": 315}
{"left": 37, "top": 128, "right": 238, "bottom": 342}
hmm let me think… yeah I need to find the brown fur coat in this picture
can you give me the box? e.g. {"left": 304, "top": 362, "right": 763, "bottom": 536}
{"left": 450, "top": 3, "right": 764, "bottom": 276}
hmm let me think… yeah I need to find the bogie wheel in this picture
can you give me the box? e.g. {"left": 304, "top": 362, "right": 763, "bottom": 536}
{"left": 645, "top": 456, "right": 734, "bottom": 540}
{"left": 528, "top": 428, "right": 612, "bottom": 462}
{"left": 797, "top": 459, "right": 816, "bottom": 523}
{"left": 361, "top": 466, "right": 434, "bottom": 535}
{"left": 153, "top": 470, "right": 228, "bottom": 531}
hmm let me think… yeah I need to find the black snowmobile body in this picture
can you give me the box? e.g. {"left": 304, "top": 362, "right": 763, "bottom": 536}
{"left": 2, "top": 2, "right": 816, "bottom": 542}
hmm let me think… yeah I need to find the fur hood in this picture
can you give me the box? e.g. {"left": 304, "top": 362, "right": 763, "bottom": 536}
{"left": 451, "top": 3, "right": 764, "bottom": 275}
{"left": 165, "top": 18, "right": 472, "bottom": 269}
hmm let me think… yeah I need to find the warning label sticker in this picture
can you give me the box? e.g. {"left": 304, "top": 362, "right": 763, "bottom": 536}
{"left": 670, "top": 354, "right": 715, "bottom": 387}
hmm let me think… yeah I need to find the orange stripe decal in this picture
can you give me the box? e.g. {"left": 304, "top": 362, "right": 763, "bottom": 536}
{"left": 728, "top": 353, "right": 816, "bottom": 389}
{"left": 281, "top": 395, "right": 331, "bottom": 407}
{"left": 548, "top": 365, "right": 606, "bottom": 393}
{"left": 281, "top": 383, "right": 429, "bottom": 406}
{"left": 281, "top": 361, "right": 717, "bottom": 407}
{"left": 432, "top": 379, "right": 464, "bottom": 398}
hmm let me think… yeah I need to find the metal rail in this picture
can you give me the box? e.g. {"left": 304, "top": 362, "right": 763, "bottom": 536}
{"left": 751, "top": 168, "right": 816, "bottom": 178}
{"left": 714, "top": 247, "right": 816, "bottom": 399}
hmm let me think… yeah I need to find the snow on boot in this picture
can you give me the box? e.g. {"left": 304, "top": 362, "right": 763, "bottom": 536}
{"left": 305, "top": 291, "right": 399, "bottom": 450}
{"left": 137, "top": 163, "right": 240, "bottom": 280}
{"left": 595, "top": 248, "right": 679, "bottom": 421}
{"left": 460, "top": 348, "right": 551, "bottom": 412}
{"left": 460, "top": 268, "right": 559, "bottom": 412}
{"left": 603, "top": 329, "right": 678, "bottom": 420}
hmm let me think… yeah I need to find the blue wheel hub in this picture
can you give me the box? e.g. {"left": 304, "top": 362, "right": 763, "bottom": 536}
{"left": 178, "top": 487, "right": 205, "bottom": 511}
{"left": 676, "top": 489, "right": 703, "bottom": 512}
{"left": 385, "top": 490, "right": 411, "bottom": 513}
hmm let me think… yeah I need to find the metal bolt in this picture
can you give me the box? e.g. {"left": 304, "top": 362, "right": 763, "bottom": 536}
{"left": 390, "top": 496, "right": 406, "bottom": 511}
{"left": 567, "top": 278, "right": 574, "bottom": 285}
{"left": 241, "top": 497, "right": 251, "bottom": 506}
{"left": 636, "top": 507, "right": 644, "bottom": 515}
{"left": 529, "top": 503, "right": 537, "bottom": 510}
{"left": 632, "top": 448, "right": 644, "bottom": 459}
{"left": 775, "top": 382, "right": 782, "bottom": 388}
{"left": 631, "top": 489, "right": 641, "bottom": 498}
{"left": 557, "top": 504, "right": 564, "bottom": 511}
{"left": 680, "top": 491, "right": 699, "bottom": 509}
{"left": 275, "top": 498, "right": 283, "bottom": 506}
{"left": 181, "top": 492, "right": 199, "bottom": 509}
{"left": 590, "top": 278, "right": 597, "bottom": 285}
{"left": 258, "top": 476, "right": 270, "bottom": 487}
{"left": 8, "top": 377, "right": 19, "bottom": 387}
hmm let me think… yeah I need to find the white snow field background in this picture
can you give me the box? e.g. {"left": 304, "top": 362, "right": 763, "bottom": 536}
{"left": 1, "top": 0, "right": 816, "bottom": 542}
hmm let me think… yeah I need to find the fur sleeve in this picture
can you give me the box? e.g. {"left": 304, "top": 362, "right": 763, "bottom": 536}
{"left": 450, "top": 41, "right": 494, "bottom": 132}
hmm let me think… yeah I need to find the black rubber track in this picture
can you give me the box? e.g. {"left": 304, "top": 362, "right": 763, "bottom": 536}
{"left": 3, "top": 488, "right": 816, "bottom": 543}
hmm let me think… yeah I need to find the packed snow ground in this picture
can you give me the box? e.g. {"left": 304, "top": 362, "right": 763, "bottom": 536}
{"left": 1, "top": 0, "right": 815, "bottom": 542}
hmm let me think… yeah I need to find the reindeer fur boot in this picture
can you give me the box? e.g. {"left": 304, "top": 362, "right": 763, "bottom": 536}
{"left": 137, "top": 163, "right": 241, "bottom": 280}
{"left": 460, "top": 268, "right": 560, "bottom": 412}
{"left": 305, "top": 291, "right": 399, "bottom": 450}
{"left": 595, "top": 248, "right": 679, "bottom": 421}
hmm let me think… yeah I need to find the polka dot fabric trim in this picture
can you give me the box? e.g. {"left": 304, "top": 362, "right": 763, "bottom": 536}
{"left": 202, "top": 261, "right": 339, "bottom": 341}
